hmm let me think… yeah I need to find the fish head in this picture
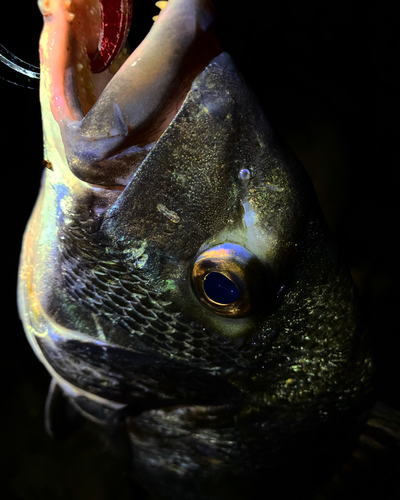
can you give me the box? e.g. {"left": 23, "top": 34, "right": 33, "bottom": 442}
{"left": 19, "top": 0, "right": 375, "bottom": 495}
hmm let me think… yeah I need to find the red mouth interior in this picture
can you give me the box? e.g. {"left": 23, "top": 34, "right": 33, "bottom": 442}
{"left": 38, "top": 0, "right": 221, "bottom": 187}
{"left": 45, "top": 0, "right": 220, "bottom": 142}
{"left": 89, "top": 0, "right": 133, "bottom": 74}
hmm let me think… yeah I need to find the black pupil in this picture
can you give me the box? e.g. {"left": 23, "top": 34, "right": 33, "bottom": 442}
{"left": 203, "top": 273, "right": 239, "bottom": 304}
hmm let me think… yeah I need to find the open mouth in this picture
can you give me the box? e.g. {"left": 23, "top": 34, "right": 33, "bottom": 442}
{"left": 39, "top": 0, "right": 221, "bottom": 187}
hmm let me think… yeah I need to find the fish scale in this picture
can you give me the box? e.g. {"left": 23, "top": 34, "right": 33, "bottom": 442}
{"left": 18, "top": 45, "right": 371, "bottom": 498}
{"left": 58, "top": 205, "right": 261, "bottom": 369}
{"left": 17, "top": 1, "right": 399, "bottom": 499}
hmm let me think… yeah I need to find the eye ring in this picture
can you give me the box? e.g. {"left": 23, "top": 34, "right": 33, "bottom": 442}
{"left": 191, "top": 243, "right": 272, "bottom": 317}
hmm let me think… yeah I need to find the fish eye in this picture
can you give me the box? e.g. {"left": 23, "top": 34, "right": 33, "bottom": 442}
{"left": 191, "top": 243, "right": 273, "bottom": 317}
{"left": 203, "top": 272, "right": 240, "bottom": 304}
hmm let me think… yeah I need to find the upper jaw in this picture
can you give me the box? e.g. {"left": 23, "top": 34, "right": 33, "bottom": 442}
{"left": 38, "top": 0, "right": 221, "bottom": 187}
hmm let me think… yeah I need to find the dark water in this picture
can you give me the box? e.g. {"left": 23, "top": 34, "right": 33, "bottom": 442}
{"left": 2, "top": 1, "right": 399, "bottom": 498}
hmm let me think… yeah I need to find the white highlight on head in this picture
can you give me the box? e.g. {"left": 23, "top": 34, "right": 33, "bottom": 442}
{"left": 242, "top": 201, "right": 256, "bottom": 228}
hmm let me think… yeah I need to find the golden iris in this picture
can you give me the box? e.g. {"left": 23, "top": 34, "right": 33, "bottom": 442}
{"left": 191, "top": 243, "right": 270, "bottom": 317}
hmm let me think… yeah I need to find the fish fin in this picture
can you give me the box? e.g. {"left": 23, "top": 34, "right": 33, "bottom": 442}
{"left": 44, "top": 378, "right": 81, "bottom": 439}
{"left": 317, "top": 402, "right": 400, "bottom": 500}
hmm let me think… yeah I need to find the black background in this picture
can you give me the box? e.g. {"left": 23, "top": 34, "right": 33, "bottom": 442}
{"left": 1, "top": 1, "right": 399, "bottom": 498}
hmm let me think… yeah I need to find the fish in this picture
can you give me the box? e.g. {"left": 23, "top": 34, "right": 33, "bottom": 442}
{"left": 16, "top": 0, "right": 399, "bottom": 499}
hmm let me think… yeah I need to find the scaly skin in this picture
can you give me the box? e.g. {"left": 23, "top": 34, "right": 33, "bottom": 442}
{"left": 18, "top": 1, "right": 376, "bottom": 498}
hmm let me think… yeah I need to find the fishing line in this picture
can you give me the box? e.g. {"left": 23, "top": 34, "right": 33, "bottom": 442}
{"left": 0, "top": 43, "right": 40, "bottom": 89}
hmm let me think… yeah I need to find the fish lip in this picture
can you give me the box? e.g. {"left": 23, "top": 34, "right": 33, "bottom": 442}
{"left": 40, "top": 0, "right": 221, "bottom": 187}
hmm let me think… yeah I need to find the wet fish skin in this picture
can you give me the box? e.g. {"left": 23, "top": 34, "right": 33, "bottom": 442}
{"left": 17, "top": 1, "right": 375, "bottom": 498}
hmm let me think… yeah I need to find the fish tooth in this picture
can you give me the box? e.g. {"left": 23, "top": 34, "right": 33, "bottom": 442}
{"left": 155, "top": 1, "right": 169, "bottom": 10}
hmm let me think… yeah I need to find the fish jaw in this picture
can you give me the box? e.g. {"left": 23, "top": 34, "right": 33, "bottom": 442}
{"left": 18, "top": 0, "right": 375, "bottom": 491}
{"left": 38, "top": 0, "right": 221, "bottom": 187}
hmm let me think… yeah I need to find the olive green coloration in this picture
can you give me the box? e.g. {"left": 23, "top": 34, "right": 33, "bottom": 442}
{"left": 17, "top": 1, "right": 380, "bottom": 498}
{"left": 19, "top": 51, "right": 375, "bottom": 499}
